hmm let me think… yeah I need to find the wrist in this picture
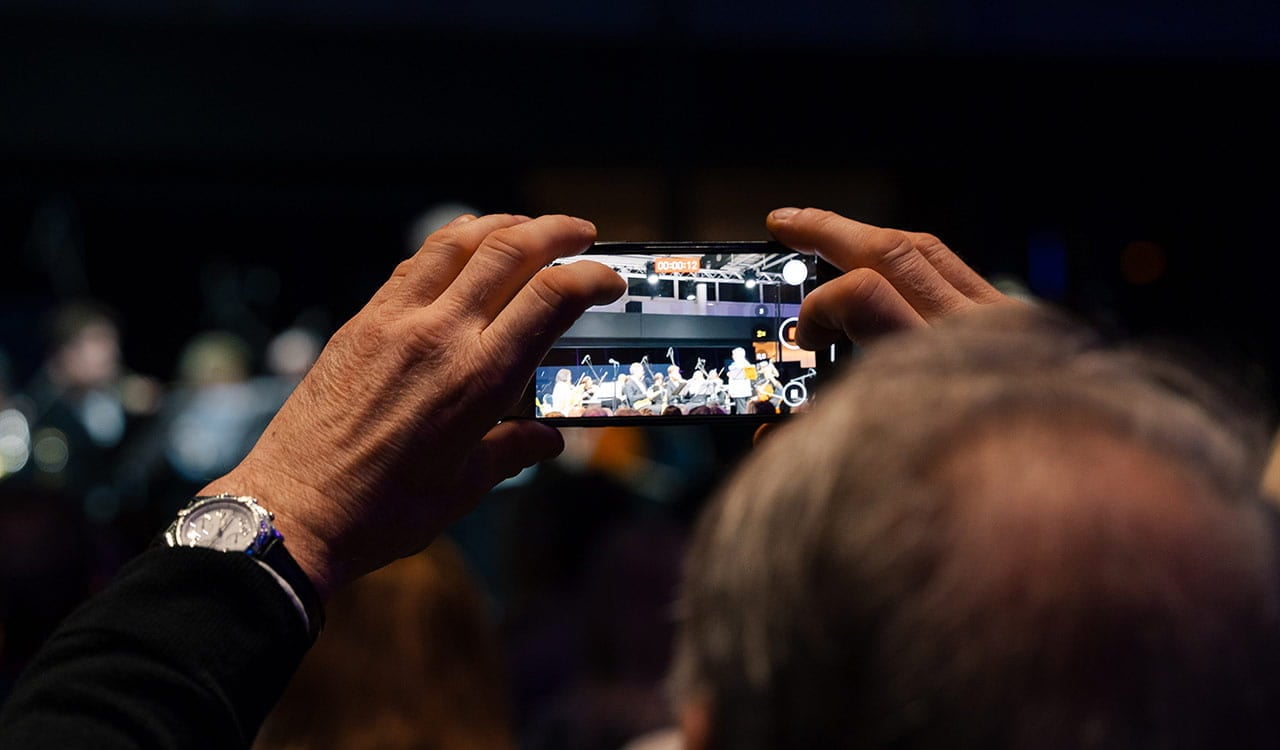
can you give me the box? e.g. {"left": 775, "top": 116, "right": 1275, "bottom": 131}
{"left": 165, "top": 492, "right": 326, "bottom": 642}
{"left": 198, "top": 472, "right": 342, "bottom": 602}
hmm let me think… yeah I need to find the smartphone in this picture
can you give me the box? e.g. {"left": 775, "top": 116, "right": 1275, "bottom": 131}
{"left": 507, "top": 240, "right": 846, "bottom": 427}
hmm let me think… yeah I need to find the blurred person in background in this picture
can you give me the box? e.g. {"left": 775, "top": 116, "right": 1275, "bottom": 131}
{"left": 1, "top": 332, "right": 108, "bottom": 708}
{"left": 257, "top": 323, "right": 324, "bottom": 409}
{"left": 0, "top": 349, "right": 31, "bottom": 482}
{"left": 253, "top": 539, "right": 514, "bottom": 750}
{"left": 520, "top": 517, "right": 687, "bottom": 750}
{"left": 0, "top": 481, "right": 97, "bottom": 707}
{"left": 1261, "top": 421, "right": 1280, "bottom": 502}
{"left": 14, "top": 298, "right": 163, "bottom": 574}
{"left": 232, "top": 321, "right": 327, "bottom": 475}
{"left": 115, "top": 329, "right": 281, "bottom": 540}
{"left": 161, "top": 330, "right": 264, "bottom": 488}
{"left": 18, "top": 299, "right": 160, "bottom": 510}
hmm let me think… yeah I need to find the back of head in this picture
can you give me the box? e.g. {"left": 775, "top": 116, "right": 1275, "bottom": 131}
{"left": 671, "top": 304, "right": 1280, "bottom": 749}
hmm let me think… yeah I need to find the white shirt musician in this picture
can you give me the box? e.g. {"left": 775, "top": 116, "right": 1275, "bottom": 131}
{"left": 726, "top": 347, "right": 756, "bottom": 413}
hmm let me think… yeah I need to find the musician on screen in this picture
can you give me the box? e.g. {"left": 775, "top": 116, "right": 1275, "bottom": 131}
{"left": 646, "top": 372, "right": 670, "bottom": 412}
{"left": 666, "top": 363, "right": 688, "bottom": 404}
{"left": 573, "top": 375, "right": 598, "bottom": 407}
{"left": 683, "top": 370, "right": 711, "bottom": 409}
{"left": 621, "top": 362, "right": 648, "bottom": 408}
{"left": 726, "top": 347, "right": 755, "bottom": 414}
{"left": 550, "top": 368, "right": 574, "bottom": 415}
{"left": 754, "top": 358, "right": 785, "bottom": 411}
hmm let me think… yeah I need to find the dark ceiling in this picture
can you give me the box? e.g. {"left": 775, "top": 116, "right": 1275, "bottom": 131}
{"left": 2, "top": 3, "right": 1278, "bottom": 400}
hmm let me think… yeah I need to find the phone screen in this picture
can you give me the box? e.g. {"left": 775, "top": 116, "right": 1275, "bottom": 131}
{"left": 509, "top": 240, "right": 843, "bottom": 427}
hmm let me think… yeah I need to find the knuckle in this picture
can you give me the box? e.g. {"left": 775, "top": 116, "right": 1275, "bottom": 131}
{"left": 389, "top": 257, "right": 416, "bottom": 279}
{"left": 841, "top": 267, "right": 886, "bottom": 301}
{"left": 527, "top": 269, "right": 572, "bottom": 315}
{"left": 422, "top": 214, "right": 500, "bottom": 254}
{"left": 913, "top": 232, "right": 950, "bottom": 259}
{"left": 867, "top": 229, "right": 917, "bottom": 267}
{"left": 420, "top": 232, "right": 470, "bottom": 259}
{"left": 478, "top": 229, "right": 531, "bottom": 267}
{"left": 913, "top": 231, "right": 944, "bottom": 248}
{"left": 813, "top": 267, "right": 883, "bottom": 312}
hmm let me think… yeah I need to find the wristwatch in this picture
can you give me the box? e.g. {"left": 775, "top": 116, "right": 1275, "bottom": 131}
{"left": 164, "top": 493, "right": 325, "bottom": 642}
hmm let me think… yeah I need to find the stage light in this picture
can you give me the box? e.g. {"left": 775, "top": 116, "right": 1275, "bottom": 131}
{"left": 646, "top": 261, "right": 659, "bottom": 285}
{"left": 744, "top": 268, "right": 757, "bottom": 289}
{"left": 782, "top": 258, "right": 808, "bottom": 285}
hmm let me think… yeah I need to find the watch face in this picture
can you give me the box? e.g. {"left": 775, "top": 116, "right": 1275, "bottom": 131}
{"left": 177, "top": 500, "right": 262, "bottom": 552}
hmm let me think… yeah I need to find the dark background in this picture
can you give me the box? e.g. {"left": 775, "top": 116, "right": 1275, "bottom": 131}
{"left": 3, "top": 3, "right": 1280, "bottom": 747}
{"left": 3, "top": 0, "right": 1279, "bottom": 398}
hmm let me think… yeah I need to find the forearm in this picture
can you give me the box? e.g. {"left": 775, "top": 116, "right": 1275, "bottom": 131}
{"left": 0, "top": 546, "right": 310, "bottom": 750}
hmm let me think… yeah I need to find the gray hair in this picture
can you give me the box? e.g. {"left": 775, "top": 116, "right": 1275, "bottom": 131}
{"left": 670, "top": 303, "right": 1280, "bottom": 748}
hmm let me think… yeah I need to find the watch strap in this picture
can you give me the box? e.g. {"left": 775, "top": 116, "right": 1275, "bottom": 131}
{"left": 255, "top": 528, "right": 326, "bottom": 643}
{"left": 166, "top": 494, "right": 325, "bottom": 644}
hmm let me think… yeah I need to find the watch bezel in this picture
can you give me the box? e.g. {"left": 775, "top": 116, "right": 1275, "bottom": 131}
{"left": 164, "top": 494, "right": 278, "bottom": 553}
{"left": 162, "top": 492, "right": 325, "bottom": 641}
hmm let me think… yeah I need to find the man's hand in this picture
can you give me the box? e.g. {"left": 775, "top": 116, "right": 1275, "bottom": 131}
{"left": 766, "top": 207, "right": 1017, "bottom": 349}
{"left": 753, "top": 207, "right": 1020, "bottom": 448}
{"left": 202, "top": 214, "right": 626, "bottom": 598}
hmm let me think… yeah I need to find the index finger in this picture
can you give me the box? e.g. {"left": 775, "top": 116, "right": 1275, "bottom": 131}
{"left": 767, "top": 207, "right": 1007, "bottom": 308}
{"left": 434, "top": 214, "right": 599, "bottom": 323}
{"left": 484, "top": 259, "right": 627, "bottom": 381}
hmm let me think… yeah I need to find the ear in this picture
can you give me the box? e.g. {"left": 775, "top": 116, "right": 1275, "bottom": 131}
{"left": 679, "top": 695, "right": 713, "bottom": 750}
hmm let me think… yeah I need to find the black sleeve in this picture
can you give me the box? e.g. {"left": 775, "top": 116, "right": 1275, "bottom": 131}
{"left": 0, "top": 545, "right": 311, "bottom": 750}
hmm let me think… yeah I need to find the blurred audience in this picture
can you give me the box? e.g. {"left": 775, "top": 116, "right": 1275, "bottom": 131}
{"left": 7, "top": 299, "right": 163, "bottom": 591}
{"left": 258, "top": 323, "right": 324, "bottom": 405}
{"left": 519, "top": 518, "right": 687, "bottom": 750}
{"left": 116, "top": 325, "right": 323, "bottom": 543}
{"left": 17, "top": 299, "right": 160, "bottom": 518}
{"left": 491, "top": 421, "right": 737, "bottom": 750}
{"left": 252, "top": 539, "right": 514, "bottom": 750}
{"left": 0, "top": 349, "right": 30, "bottom": 481}
{"left": 0, "top": 481, "right": 97, "bottom": 705}
{"left": 114, "top": 329, "right": 260, "bottom": 534}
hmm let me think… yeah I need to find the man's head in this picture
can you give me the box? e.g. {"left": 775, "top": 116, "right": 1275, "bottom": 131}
{"left": 671, "top": 304, "right": 1280, "bottom": 749}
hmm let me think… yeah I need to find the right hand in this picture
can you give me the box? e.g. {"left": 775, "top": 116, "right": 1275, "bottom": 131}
{"left": 202, "top": 213, "right": 626, "bottom": 598}
{"left": 765, "top": 207, "right": 1019, "bottom": 350}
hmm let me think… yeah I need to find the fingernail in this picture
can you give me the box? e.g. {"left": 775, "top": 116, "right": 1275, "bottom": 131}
{"left": 770, "top": 207, "right": 801, "bottom": 221}
{"left": 575, "top": 218, "right": 597, "bottom": 232}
